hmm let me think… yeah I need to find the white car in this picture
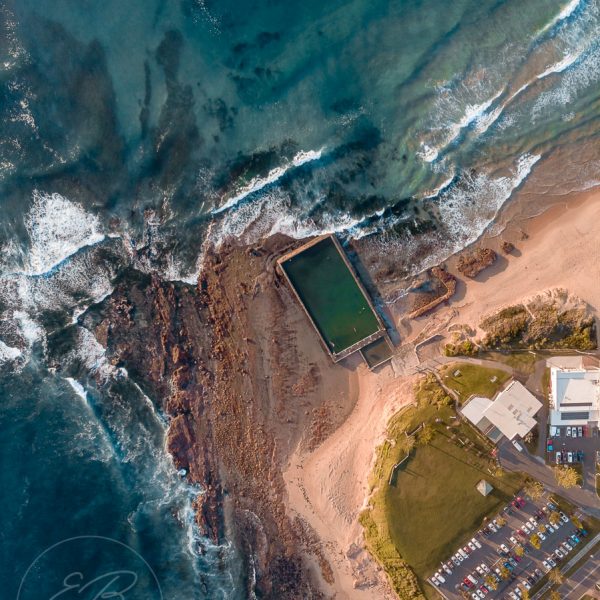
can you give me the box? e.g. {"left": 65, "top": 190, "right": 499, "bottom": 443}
{"left": 522, "top": 580, "right": 531, "bottom": 590}
{"left": 459, "top": 548, "right": 469, "bottom": 559}
{"left": 467, "top": 574, "right": 478, "bottom": 585}
{"left": 522, "top": 522, "right": 533, "bottom": 533}
{"left": 468, "top": 541, "right": 477, "bottom": 552}
{"left": 542, "top": 560, "right": 551, "bottom": 572}
{"left": 493, "top": 519, "right": 502, "bottom": 528}
{"left": 510, "top": 535, "right": 518, "bottom": 545}
{"left": 567, "top": 452, "right": 573, "bottom": 463}
{"left": 480, "top": 563, "right": 490, "bottom": 573}
{"left": 472, "top": 537, "right": 482, "bottom": 549}
{"left": 561, "top": 542, "right": 571, "bottom": 553}
{"left": 528, "top": 517, "right": 536, "bottom": 526}
{"left": 500, "top": 543, "right": 510, "bottom": 553}
{"left": 559, "top": 511, "right": 569, "bottom": 523}
{"left": 488, "top": 522, "right": 497, "bottom": 533}
{"left": 476, "top": 591, "right": 485, "bottom": 599}
{"left": 538, "top": 531, "right": 546, "bottom": 541}
{"left": 442, "top": 563, "right": 453, "bottom": 575}
{"left": 515, "top": 587, "right": 523, "bottom": 598}
{"left": 476, "top": 565, "right": 484, "bottom": 576}
{"left": 509, "top": 593, "right": 518, "bottom": 600}
{"left": 548, "top": 557, "right": 557, "bottom": 567}
{"left": 546, "top": 524, "right": 555, "bottom": 533}
{"left": 566, "top": 426, "right": 572, "bottom": 436}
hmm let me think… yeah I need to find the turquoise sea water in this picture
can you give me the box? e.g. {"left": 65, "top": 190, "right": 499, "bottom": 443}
{"left": 1, "top": 0, "right": 600, "bottom": 597}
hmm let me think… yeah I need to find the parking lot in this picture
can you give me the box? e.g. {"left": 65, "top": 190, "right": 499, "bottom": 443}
{"left": 546, "top": 425, "right": 599, "bottom": 464}
{"left": 430, "top": 494, "right": 587, "bottom": 600}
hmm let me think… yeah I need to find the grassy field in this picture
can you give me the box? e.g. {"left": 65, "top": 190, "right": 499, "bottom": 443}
{"left": 439, "top": 362, "right": 511, "bottom": 404}
{"left": 361, "top": 373, "right": 524, "bottom": 599}
{"left": 484, "top": 351, "right": 539, "bottom": 375}
{"left": 385, "top": 427, "right": 523, "bottom": 579}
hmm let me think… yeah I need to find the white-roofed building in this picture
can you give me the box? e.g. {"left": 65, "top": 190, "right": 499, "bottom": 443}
{"left": 549, "top": 364, "right": 600, "bottom": 427}
{"left": 460, "top": 380, "right": 542, "bottom": 442}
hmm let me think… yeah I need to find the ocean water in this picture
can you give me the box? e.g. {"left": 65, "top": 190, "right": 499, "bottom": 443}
{"left": 2, "top": 0, "right": 600, "bottom": 597}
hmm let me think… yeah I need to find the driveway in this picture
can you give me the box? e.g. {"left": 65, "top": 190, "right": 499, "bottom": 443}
{"left": 498, "top": 441, "right": 600, "bottom": 519}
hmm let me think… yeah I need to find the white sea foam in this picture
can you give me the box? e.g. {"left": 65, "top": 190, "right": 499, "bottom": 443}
{"left": 437, "top": 153, "right": 541, "bottom": 253}
{"left": 536, "top": 51, "right": 582, "bottom": 80}
{"left": 421, "top": 174, "right": 455, "bottom": 199}
{"left": 419, "top": 90, "right": 504, "bottom": 162}
{"left": 24, "top": 190, "right": 106, "bottom": 276}
{"left": 213, "top": 148, "right": 324, "bottom": 213}
{"left": 539, "top": 0, "right": 582, "bottom": 34}
{"left": 0, "top": 340, "right": 22, "bottom": 363}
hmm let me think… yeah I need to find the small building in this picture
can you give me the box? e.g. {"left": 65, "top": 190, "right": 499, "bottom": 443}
{"left": 461, "top": 380, "right": 542, "bottom": 442}
{"left": 549, "top": 363, "right": 600, "bottom": 428}
{"left": 476, "top": 479, "right": 493, "bottom": 496}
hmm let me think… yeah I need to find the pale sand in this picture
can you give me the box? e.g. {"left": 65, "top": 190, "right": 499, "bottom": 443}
{"left": 284, "top": 190, "right": 600, "bottom": 598}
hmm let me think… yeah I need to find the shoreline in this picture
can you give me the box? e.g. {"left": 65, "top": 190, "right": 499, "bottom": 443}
{"left": 281, "top": 185, "right": 600, "bottom": 598}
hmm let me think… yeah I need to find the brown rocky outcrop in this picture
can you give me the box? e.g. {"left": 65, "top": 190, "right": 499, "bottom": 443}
{"left": 456, "top": 247, "right": 497, "bottom": 278}
{"left": 87, "top": 236, "right": 347, "bottom": 599}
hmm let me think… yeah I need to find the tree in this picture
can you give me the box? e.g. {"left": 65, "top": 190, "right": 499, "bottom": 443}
{"left": 519, "top": 587, "right": 530, "bottom": 600}
{"left": 418, "top": 424, "right": 435, "bottom": 446}
{"left": 524, "top": 479, "right": 544, "bottom": 500}
{"left": 514, "top": 544, "right": 524, "bottom": 557}
{"left": 549, "top": 511, "right": 561, "bottom": 526}
{"left": 499, "top": 566, "right": 510, "bottom": 579}
{"left": 549, "top": 568, "right": 563, "bottom": 585}
{"left": 530, "top": 534, "right": 541, "bottom": 549}
{"left": 550, "top": 591, "right": 561, "bottom": 600}
{"left": 571, "top": 515, "right": 583, "bottom": 529}
{"left": 496, "top": 515, "right": 507, "bottom": 527}
{"left": 485, "top": 574, "right": 498, "bottom": 591}
{"left": 399, "top": 434, "right": 416, "bottom": 454}
{"left": 553, "top": 465, "right": 580, "bottom": 489}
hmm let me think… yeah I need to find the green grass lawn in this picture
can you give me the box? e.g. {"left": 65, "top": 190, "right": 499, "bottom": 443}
{"left": 484, "top": 351, "right": 539, "bottom": 375}
{"left": 361, "top": 373, "right": 525, "bottom": 599}
{"left": 440, "top": 362, "right": 511, "bottom": 404}
{"left": 385, "top": 427, "right": 523, "bottom": 580}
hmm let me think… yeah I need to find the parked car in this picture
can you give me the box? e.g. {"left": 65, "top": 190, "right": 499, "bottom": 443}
{"left": 542, "top": 560, "right": 551, "bottom": 572}
{"left": 463, "top": 577, "right": 473, "bottom": 588}
{"left": 546, "top": 523, "right": 555, "bottom": 533}
{"left": 559, "top": 511, "right": 569, "bottom": 523}
{"left": 467, "top": 574, "right": 479, "bottom": 585}
{"left": 538, "top": 530, "right": 546, "bottom": 541}
{"left": 566, "top": 426, "right": 572, "bottom": 436}
{"left": 459, "top": 548, "right": 469, "bottom": 559}
{"left": 510, "top": 536, "right": 518, "bottom": 545}
{"left": 464, "top": 545, "right": 472, "bottom": 554}
{"left": 522, "top": 522, "right": 533, "bottom": 533}
{"left": 472, "top": 537, "right": 482, "bottom": 549}
{"left": 480, "top": 563, "right": 490, "bottom": 573}
{"left": 514, "top": 588, "right": 523, "bottom": 598}
{"left": 468, "top": 541, "right": 477, "bottom": 552}
{"left": 435, "top": 571, "right": 446, "bottom": 583}
{"left": 508, "top": 593, "right": 518, "bottom": 600}
{"left": 522, "top": 580, "right": 531, "bottom": 590}
{"left": 547, "top": 557, "right": 557, "bottom": 568}
{"left": 578, "top": 426, "right": 583, "bottom": 437}
{"left": 567, "top": 452, "right": 573, "bottom": 463}
{"left": 476, "top": 565, "right": 484, "bottom": 576}
{"left": 554, "top": 548, "right": 565, "bottom": 560}
{"left": 570, "top": 534, "right": 580, "bottom": 544}
{"left": 555, "top": 451, "right": 561, "bottom": 464}
{"left": 562, "top": 541, "right": 572, "bottom": 553}
{"left": 547, "top": 501, "right": 557, "bottom": 510}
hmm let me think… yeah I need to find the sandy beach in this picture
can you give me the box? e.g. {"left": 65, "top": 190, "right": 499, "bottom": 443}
{"left": 282, "top": 188, "right": 600, "bottom": 598}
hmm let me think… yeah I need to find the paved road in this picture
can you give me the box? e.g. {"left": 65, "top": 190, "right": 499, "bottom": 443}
{"left": 557, "top": 551, "right": 599, "bottom": 598}
{"left": 498, "top": 441, "right": 600, "bottom": 519}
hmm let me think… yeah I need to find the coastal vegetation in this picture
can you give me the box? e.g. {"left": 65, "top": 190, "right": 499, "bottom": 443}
{"left": 445, "top": 289, "right": 597, "bottom": 356}
{"left": 361, "top": 373, "right": 524, "bottom": 599}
